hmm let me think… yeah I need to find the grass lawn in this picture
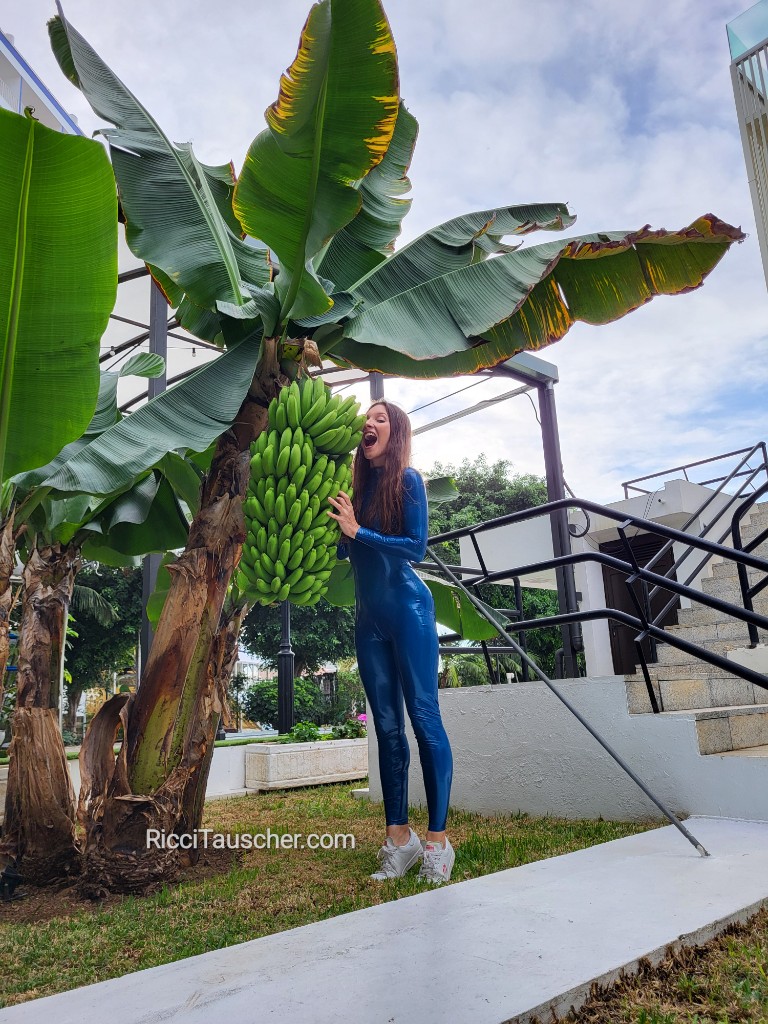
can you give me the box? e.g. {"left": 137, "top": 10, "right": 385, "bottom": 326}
{"left": 0, "top": 780, "right": 654, "bottom": 1008}
{"left": 556, "top": 908, "right": 768, "bottom": 1023}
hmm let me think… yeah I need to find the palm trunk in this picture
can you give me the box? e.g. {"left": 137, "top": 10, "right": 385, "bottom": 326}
{"left": 1, "top": 542, "right": 81, "bottom": 883}
{"left": 79, "top": 339, "right": 282, "bottom": 893}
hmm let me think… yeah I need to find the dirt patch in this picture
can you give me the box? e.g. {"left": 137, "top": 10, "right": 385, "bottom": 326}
{"left": 0, "top": 845, "right": 238, "bottom": 925}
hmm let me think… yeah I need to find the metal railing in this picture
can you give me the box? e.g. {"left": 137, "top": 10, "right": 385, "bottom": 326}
{"left": 630, "top": 443, "right": 768, "bottom": 659}
{"left": 422, "top": 495, "right": 768, "bottom": 711}
{"left": 732, "top": 479, "right": 768, "bottom": 648}
{"left": 421, "top": 538, "right": 713, "bottom": 858}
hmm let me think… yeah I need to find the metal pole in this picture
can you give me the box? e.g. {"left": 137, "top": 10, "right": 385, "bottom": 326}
{"left": 538, "top": 381, "right": 581, "bottom": 677}
{"left": 139, "top": 282, "right": 168, "bottom": 677}
{"left": 277, "top": 600, "right": 295, "bottom": 734}
{"left": 369, "top": 372, "right": 384, "bottom": 402}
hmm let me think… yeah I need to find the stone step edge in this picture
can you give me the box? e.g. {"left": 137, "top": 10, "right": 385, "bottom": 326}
{"left": 659, "top": 703, "right": 768, "bottom": 720}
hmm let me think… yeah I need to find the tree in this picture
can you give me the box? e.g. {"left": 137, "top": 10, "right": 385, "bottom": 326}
{"left": 240, "top": 602, "right": 355, "bottom": 679}
{"left": 65, "top": 567, "right": 143, "bottom": 732}
{"left": 427, "top": 456, "right": 561, "bottom": 676}
{"left": 41, "top": 1, "right": 743, "bottom": 893}
{"left": 242, "top": 676, "right": 325, "bottom": 728}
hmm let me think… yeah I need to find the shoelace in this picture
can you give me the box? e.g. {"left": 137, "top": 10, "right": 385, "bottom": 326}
{"left": 375, "top": 842, "right": 401, "bottom": 874}
{"left": 419, "top": 844, "right": 446, "bottom": 877}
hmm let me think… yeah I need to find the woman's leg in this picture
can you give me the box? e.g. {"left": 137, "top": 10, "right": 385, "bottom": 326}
{"left": 392, "top": 609, "right": 453, "bottom": 834}
{"left": 356, "top": 620, "right": 410, "bottom": 829}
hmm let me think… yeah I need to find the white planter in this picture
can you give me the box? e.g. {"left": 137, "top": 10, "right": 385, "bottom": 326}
{"left": 245, "top": 738, "right": 368, "bottom": 792}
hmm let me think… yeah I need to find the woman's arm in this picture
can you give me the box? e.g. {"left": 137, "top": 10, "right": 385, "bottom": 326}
{"left": 354, "top": 469, "right": 428, "bottom": 562}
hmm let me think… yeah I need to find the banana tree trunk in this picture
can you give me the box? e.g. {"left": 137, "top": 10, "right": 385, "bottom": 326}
{"left": 177, "top": 600, "right": 247, "bottom": 863}
{"left": 0, "top": 513, "right": 16, "bottom": 710}
{"left": 79, "top": 339, "right": 282, "bottom": 893}
{"left": 1, "top": 542, "right": 81, "bottom": 883}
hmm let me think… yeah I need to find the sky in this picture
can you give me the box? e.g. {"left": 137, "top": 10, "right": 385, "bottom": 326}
{"left": 7, "top": 0, "right": 768, "bottom": 502}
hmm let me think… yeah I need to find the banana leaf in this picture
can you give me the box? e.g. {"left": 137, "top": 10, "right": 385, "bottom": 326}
{"left": 13, "top": 352, "right": 165, "bottom": 492}
{"left": 315, "top": 102, "right": 418, "bottom": 290}
{"left": 233, "top": 0, "right": 399, "bottom": 322}
{"left": 422, "top": 575, "right": 506, "bottom": 642}
{"left": 41, "top": 335, "right": 262, "bottom": 497}
{"left": 329, "top": 215, "right": 744, "bottom": 377}
{"left": 0, "top": 106, "right": 116, "bottom": 483}
{"left": 49, "top": 11, "right": 270, "bottom": 316}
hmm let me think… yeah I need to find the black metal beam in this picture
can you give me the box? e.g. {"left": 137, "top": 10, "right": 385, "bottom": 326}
{"left": 538, "top": 381, "right": 581, "bottom": 676}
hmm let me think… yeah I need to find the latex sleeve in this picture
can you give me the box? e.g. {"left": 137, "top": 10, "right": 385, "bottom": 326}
{"left": 353, "top": 469, "right": 427, "bottom": 562}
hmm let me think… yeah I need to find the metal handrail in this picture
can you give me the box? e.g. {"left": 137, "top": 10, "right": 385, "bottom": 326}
{"left": 732, "top": 479, "right": 768, "bottom": 647}
{"left": 423, "top": 494, "right": 768, "bottom": 704}
{"left": 622, "top": 443, "right": 768, "bottom": 497}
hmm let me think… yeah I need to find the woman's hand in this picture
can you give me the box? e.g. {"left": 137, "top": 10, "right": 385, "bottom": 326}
{"left": 327, "top": 491, "right": 359, "bottom": 539}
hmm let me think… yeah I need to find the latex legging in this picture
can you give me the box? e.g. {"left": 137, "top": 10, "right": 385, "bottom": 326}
{"left": 338, "top": 467, "right": 453, "bottom": 832}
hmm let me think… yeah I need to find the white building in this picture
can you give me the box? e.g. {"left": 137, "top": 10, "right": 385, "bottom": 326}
{"left": 0, "top": 27, "right": 81, "bottom": 134}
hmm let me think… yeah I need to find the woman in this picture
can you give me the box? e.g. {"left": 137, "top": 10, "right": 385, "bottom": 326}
{"left": 328, "top": 401, "right": 455, "bottom": 884}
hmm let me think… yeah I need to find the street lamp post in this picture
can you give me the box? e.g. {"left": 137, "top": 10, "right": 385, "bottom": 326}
{"left": 277, "top": 600, "right": 295, "bottom": 734}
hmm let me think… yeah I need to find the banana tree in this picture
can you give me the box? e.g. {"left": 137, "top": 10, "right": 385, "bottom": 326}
{"left": 1, "top": 355, "right": 189, "bottom": 883}
{"left": 0, "top": 103, "right": 116, "bottom": 701}
{"left": 43, "top": 0, "right": 743, "bottom": 893}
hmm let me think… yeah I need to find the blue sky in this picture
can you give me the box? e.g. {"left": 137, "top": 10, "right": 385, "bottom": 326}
{"left": 8, "top": 0, "right": 768, "bottom": 501}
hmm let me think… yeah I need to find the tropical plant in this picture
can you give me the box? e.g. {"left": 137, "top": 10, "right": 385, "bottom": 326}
{"left": 39, "top": 0, "right": 743, "bottom": 892}
{"left": 0, "top": 103, "right": 117, "bottom": 880}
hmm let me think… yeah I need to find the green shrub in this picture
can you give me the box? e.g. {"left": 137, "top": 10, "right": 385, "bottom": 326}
{"left": 288, "top": 720, "right": 322, "bottom": 743}
{"left": 242, "top": 676, "right": 325, "bottom": 725}
{"left": 331, "top": 718, "right": 367, "bottom": 739}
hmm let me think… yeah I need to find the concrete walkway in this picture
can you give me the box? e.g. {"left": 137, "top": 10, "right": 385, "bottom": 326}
{"left": 6, "top": 816, "right": 768, "bottom": 1024}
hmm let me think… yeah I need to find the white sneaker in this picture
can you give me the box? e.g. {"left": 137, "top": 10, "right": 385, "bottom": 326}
{"left": 370, "top": 828, "right": 423, "bottom": 880}
{"left": 418, "top": 837, "right": 455, "bottom": 884}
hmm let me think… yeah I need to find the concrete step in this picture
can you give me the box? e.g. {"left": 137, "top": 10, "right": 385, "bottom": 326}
{"left": 626, "top": 673, "right": 767, "bottom": 713}
{"left": 715, "top": 743, "right": 768, "bottom": 757}
{"left": 710, "top": 560, "right": 767, "bottom": 582}
{"left": 660, "top": 704, "right": 768, "bottom": 754}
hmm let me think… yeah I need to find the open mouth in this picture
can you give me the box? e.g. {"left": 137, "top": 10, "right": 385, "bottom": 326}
{"left": 363, "top": 431, "right": 377, "bottom": 448}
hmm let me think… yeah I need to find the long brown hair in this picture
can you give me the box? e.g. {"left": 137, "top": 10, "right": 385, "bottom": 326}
{"left": 352, "top": 401, "right": 412, "bottom": 534}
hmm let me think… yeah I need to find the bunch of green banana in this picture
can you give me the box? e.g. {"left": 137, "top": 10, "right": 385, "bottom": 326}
{"left": 236, "top": 376, "right": 362, "bottom": 607}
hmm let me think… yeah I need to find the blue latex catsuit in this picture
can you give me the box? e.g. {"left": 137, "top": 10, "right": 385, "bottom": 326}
{"left": 338, "top": 467, "right": 453, "bottom": 832}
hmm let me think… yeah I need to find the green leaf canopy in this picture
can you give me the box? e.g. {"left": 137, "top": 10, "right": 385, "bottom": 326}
{"left": 0, "top": 107, "right": 116, "bottom": 483}
{"left": 48, "top": 13, "right": 270, "bottom": 316}
{"left": 233, "top": 0, "right": 399, "bottom": 322}
{"left": 330, "top": 215, "right": 744, "bottom": 377}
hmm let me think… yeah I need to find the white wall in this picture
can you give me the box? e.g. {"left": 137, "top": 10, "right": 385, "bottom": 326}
{"left": 366, "top": 679, "right": 768, "bottom": 823}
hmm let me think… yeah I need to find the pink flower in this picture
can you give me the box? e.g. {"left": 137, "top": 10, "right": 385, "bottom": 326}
{"left": 357, "top": 713, "right": 367, "bottom": 723}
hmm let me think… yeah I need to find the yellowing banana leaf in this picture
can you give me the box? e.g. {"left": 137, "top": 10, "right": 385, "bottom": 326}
{"left": 316, "top": 102, "right": 418, "bottom": 290}
{"left": 0, "top": 107, "right": 116, "bottom": 483}
{"left": 49, "top": 12, "right": 270, "bottom": 315}
{"left": 233, "top": 0, "right": 399, "bottom": 322}
{"left": 330, "top": 215, "right": 744, "bottom": 377}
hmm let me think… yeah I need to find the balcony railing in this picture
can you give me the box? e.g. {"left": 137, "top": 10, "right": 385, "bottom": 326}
{"left": 0, "top": 77, "right": 19, "bottom": 112}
